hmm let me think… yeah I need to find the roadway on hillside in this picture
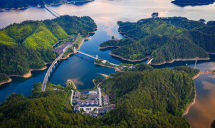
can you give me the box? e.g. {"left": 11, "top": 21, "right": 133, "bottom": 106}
{"left": 71, "top": 90, "right": 74, "bottom": 106}
{"left": 97, "top": 83, "right": 102, "bottom": 106}
{"left": 42, "top": 35, "right": 80, "bottom": 92}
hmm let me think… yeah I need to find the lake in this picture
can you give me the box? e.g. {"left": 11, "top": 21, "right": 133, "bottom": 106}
{"left": 0, "top": 0, "right": 215, "bottom": 127}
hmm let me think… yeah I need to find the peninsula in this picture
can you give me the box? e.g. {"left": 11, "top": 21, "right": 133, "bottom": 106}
{"left": 100, "top": 17, "right": 215, "bottom": 65}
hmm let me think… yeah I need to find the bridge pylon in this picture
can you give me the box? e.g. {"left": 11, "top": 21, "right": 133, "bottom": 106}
{"left": 74, "top": 47, "right": 77, "bottom": 53}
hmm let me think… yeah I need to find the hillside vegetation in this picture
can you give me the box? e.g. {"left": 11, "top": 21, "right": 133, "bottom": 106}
{"left": 0, "top": 15, "right": 96, "bottom": 49}
{"left": 101, "top": 17, "right": 214, "bottom": 63}
{"left": 0, "top": 15, "right": 97, "bottom": 82}
{"left": 0, "top": 66, "right": 198, "bottom": 127}
{"left": 101, "top": 66, "right": 197, "bottom": 127}
{"left": 0, "top": 0, "right": 93, "bottom": 9}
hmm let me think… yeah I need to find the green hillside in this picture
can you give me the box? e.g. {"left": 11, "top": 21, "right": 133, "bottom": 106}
{"left": 101, "top": 17, "right": 214, "bottom": 64}
{"left": 0, "top": 0, "right": 93, "bottom": 9}
{"left": 23, "top": 26, "right": 58, "bottom": 48}
{"left": 0, "top": 15, "right": 97, "bottom": 82}
{"left": 0, "top": 66, "right": 198, "bottom": 127}
{"left": 0, "top": 44, "right": 58, "bottom": 76}
{"left": 0, "top": 15, "right": 96, "bottom": 49}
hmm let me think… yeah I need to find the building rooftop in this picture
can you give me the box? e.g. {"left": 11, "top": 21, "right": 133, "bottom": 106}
{"left": 74, "top": 105, "right": 80, "bottom": 109}
{"left": 103, "top": 94, "right": 109, "bottom": 103}
{"left": 98, "top": 107, "right": 105, "bottom": 111}
{"left": 74, "top": 92, "right": 80, "bottom": 97}
{"left": 109, "top": 104, "right": 116, "bottom": 109}
{"left": 104, "top": 106, "right": 110, "bottom": 109}
{"left": 89, "top": 94, "right": 98, "bottom": 99}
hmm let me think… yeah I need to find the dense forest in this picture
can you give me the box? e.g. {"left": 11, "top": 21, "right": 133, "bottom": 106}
{"left": 0, "top": 15, "right": 96, "bottom": 49}
{"left": 0, "top": 66, "right": 198, "bottom": 127}
{"left": 0, "top": 0, "right": 93, "bottom": 9}
{"left": 171, "top": 0, "right": 215, "bottom": 7}
{"left": 0, "top": 15, "right": 97, "bottom": 82}
{"left": 101, "top": 66, "right": 197, "bottom": 127}
{"left": 101, "top": 17, "right": 215, "bottom": 63}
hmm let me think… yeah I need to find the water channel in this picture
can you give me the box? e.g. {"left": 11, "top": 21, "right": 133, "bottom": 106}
{"left": 0, "top": 0, "right": 215, "bottom": 127}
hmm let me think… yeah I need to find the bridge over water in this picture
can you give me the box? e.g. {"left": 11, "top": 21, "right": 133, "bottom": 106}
{"left": 42, "top": 35, "right": 80, "bottom": 91}
{"left": 45, "top": 5, "right": 60, "bottom": 17}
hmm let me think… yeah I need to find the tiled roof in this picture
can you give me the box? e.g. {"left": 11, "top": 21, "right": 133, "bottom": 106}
{"left": 89, "top": 94, "right": 98, "bottom": 99}
{"left": 98, "top": 107, "right": 105, "bottom": 111}
{"left": 74, "top": 105, "right": 80, "bottom": 109}
{"left": 104, "top": 106, "right": 110, "bottom": 109}
{"left": 109, "top": 104, "right": 116, "bottom": 108}
{"left": 74, "top": 92, "right": 80, "bottom": 97}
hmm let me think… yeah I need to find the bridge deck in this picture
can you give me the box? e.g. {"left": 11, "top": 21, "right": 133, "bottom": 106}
{"left": 77, "top": 51, "right": 97, "bottom": 59}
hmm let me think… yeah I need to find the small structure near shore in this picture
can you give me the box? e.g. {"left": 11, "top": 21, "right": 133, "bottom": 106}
{"left": 152, "top": 12, "right": 159, "bottom": 18}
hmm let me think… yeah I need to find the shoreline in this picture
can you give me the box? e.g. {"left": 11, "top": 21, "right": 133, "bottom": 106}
{"left": 1, "top": 66, "right": 48, "bottom": 85}
{"left": 109, "top": 52, "right": 149, "bottom": 62}
{"left": 67, "top": 79, "right": 77, "bottom": 89}
{"left": 150, "top": 58, "right": 210, "bottom": 65}
{"left": 0, "top": 78, "right": 12, "bottom": 86}
{"left": 9, "top": 66, "right": 47, "bottom": 78}
{"left": 183, "top": 90, "right": 196, "bottom": 116}
{"left": 109, "top": 52, "right": 210, "bottom": 64}
{"left": 94, "top": 62, "right": 113, "bottom": 68}
{"left": 77, "top": 37, "right": 88, "bottom": 50}
{"left": 100, "top": 73, "right": 109, "bottom": 79}
{"left": 192, "top": 71, "right": 214, "bottom": 80}
{"left": 184, "top": 70, "right": 214, "bottom": 116}
{"left": 61, "top": 52, "right": 76, "bottom": 60}
{"left": 99, "top": 46, "right": 120, "bottom": 49}
{"left": 0, "top": 35, "right": 88, "bottom": 85}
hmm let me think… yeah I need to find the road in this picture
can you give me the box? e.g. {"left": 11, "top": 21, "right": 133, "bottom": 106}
{"left": 71, "top": 90, "right": 74, "bottom": 106}
{"left": 42, "top": 35, "right": 80, "bottom": 92}
{"left": 97, "top": 84, "right": 102, "bottom": 106}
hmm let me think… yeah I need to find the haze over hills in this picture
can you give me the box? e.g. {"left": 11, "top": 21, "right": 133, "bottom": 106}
{"left": 0, "top": 0, "right": 93, "bottom": 9}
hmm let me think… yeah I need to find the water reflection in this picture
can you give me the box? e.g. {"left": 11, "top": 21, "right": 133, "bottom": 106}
{"left": 184, "top": 74, "right": 215, "bottom": 128}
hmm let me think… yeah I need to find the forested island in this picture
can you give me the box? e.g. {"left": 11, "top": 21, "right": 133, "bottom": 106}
{"left": 0, "top": 15, "right": 97, "bottom": 84}
{"left": 100, "top": 17, "right": 215, "bottom": 64}
{"left": 171, "top": 0, "right": 215, "bottom": 7}
{"left": 0, "top": 0, "right": 94, "bottom": 10}
{"left": 0, "top": 66, "right": 199, "bottom": 127}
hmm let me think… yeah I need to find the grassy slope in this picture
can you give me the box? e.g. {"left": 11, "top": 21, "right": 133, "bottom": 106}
{"left": 23, "top": 25, "right": 58, "bottom": 48}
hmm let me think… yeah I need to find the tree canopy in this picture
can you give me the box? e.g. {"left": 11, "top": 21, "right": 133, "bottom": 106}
{"left": 0, "top": 66, "right": 198, "bottom": 127}
{"left": 100, "top": 17, "right": 214, "bottom": 64}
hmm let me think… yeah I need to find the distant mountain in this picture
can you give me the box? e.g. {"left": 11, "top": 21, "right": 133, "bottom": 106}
{"left": 171, "top": 0, "right": 215, "bottom": 7}
{"left": 0, "top": 0, "right": 93, "bottom": 9}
